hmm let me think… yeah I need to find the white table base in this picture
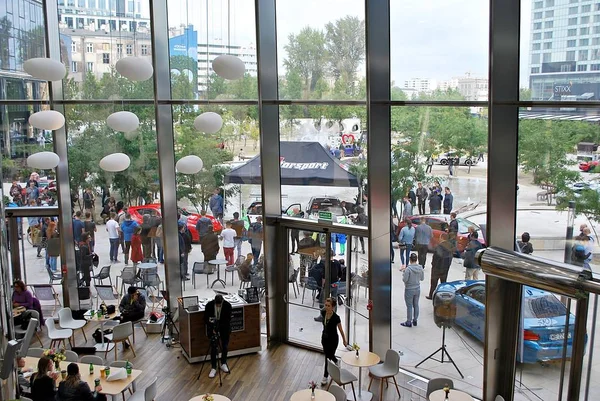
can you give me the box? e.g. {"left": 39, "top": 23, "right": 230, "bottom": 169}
{"left": 345, "top": 366, "right": 373, "bottom": 401}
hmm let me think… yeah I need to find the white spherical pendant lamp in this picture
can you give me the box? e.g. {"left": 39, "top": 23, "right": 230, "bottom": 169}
{"left": 176, "top": 155, "right": 204, "bottom": 174}
{"left": 212, "top": 55, "right": 245, "bottom": 80}
{"left": 29, "top": 110, "right": 65, "bottom": 130}
{"left": 27, "top": 152, "right": 60, "bottom": 169}
{"left": 23, "top": 58, "right": 66, "bottom": 81}
{"left": 99, "top": 153, "right": 130, "bottom": 172}
{"left": 193, "top": 112, "right": 223, "bottom": 134}
{"left": 106, "top": 111, "right": 139, "bottom": 132}
{"left": 115, "top": 57, "right": 154, "bottom": 81}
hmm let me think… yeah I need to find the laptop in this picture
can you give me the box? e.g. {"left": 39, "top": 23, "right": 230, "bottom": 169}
{"left": 182, "top": 296, "right": 199, "bottom": 312}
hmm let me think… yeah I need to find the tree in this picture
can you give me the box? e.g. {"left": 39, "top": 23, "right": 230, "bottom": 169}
{"left": 324, "top": 16, "right": 365, "bottom": 94}
{"left": 519, "top": 120, "right": 580, "bottom": 205}
{"left": 283, "top": 27, "right": 327, "bottom": 97}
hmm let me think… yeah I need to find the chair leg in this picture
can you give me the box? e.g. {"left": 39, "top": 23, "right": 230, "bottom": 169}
{"left": 81, "top": 328, "right": 87, "bottom": 342}
{"left": 105, "top": 343, "right": 109, "bottom": 360}
{"left": 132, "top": 326, "right": 136, "bottom": 343}
{"left": 368, "top": 376, "right": 374, "bottom": 391}
{"left": 302, "top": 287, "right": 306, "bottom": 303}
{"left": 350, "top": 382, "right": 357, "bottom": 401}
{"left": 140, "top": 321, "right": 148, "bottom": 337}
{"left": 35, "top": 333, "right": 43, "bottom": 346}
{"left": 379, "top": 378, "right": 384, "bottom": 401}
{"left": 392, "top": 376, "right": 401, "bottom": 397}
{"left": 327, "top": 379, "right": 333, "bottom": 391}
{"left": 128, "top": 339, "right": 136, "bottom": 357}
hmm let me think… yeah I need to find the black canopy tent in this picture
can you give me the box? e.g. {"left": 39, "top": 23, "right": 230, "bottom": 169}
{"left": 224, "top": 141, "right": 359, "bottom": 187}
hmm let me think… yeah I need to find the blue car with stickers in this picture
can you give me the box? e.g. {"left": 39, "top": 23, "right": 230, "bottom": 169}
{"left": 435, "top": 280, "right": 586, "bottom": 363}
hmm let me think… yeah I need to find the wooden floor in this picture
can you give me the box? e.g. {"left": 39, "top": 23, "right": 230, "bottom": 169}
{"left": 32, "top": 316, "right": 427, "bottom": 401}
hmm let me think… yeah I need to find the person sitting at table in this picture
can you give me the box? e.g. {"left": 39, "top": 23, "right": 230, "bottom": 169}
{"left": 30, "top": 356, "right": 58, "bottom": 401}
{"left": 238, "top": 253, "right": 253, "bottom": 281}
{"left": 12, "top": 279, "right": 44, "bottom": 326}
{"left": 17, "top": 356, "right": 32, "bottom": 396}
{"left": 118, "top": 286, "right": 147, "bottom": 329}
{"left": 56, "top": 363, "right": 106, "bottom": 401}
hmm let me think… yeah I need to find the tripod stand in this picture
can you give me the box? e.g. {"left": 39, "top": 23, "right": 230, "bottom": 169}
{"left": 415, "top": 325, "right": 464, "bottom": 378}
{"left": 160, "top": 308, "right": 179, "bottom": 346}
{"left": 196, "top": 332, "right": 230, "bottom": 387}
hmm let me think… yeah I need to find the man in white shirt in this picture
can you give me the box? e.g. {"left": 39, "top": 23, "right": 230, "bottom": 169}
{"left": 106, "top": 212, "right": 121, "bottom": 263}
{"left": 220, "top": 221, "right": 237, "bottom": 266}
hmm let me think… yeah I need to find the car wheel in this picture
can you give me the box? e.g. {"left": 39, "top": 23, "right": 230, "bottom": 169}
{"left": 465, "top": 159, "right": 473, "bottom": 166}
{"left": 440, "top": 159, "right": 448, "bottom": 165}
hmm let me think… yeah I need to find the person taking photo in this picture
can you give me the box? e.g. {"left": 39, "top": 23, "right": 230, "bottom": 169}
{"left": 204, "top": 294, "right": 232, "bottom": 379}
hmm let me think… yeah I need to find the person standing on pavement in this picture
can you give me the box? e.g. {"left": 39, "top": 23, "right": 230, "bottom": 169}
{"left": 209, "top": 188, "right": 224, "bottom": 224}
{"left": 408, "top": 188, "right": 416, "bottom": 207}
{"left": 106, "top": 212, "right": 120, "bottom": 263}
{"left": 426, "top": 240, "right": 453, "bottom": 299}
{"left": 416, "top": 182, "right": 428, "bottom": 215}
{"left": 443, "top": 187, "right": 453, "bottom": 214}
{"left": 414, "top": 218, "right": 433, "bottom": 268}
{"left": 130, "top": 227, "right": 143, "bottom": 267}
{"left": 201, "top": 226, "right": 220, "bottom": 270}
{"left": 249, "top": 216, "right": 263, "bottom": 266}
{"left": 220, "top": 221, "right": 236, "bottom": 266}
{"left": 400, "top": 253, "right": 424, "bottom": 327}
{"left": 117, "top": 206, "right": 127, "bottom": 253}
{"left": 83, "top": 212, "right": 96, "bottom": 252}
{"left": 463, "top": 231, "right": 484, "bottom": 280}
{"left": 195, "top": 210, "right": 212, "bottom": 245}
{"left": 72, "top": 211, "right": 85, "bottom": 244}
{"left": 140, "top": 214, "right": 152, "bottom": 259}
{"left": 426, "top": 156, "right": 434, "bottom": 174}
{"left": 516, "top": 232, "right": 533, "bottom": 254}
{"left": 402, "top": 196, "right": 413, "bottom": 220}
{"left": 231, "top": 212, "right": 246, "bottom": 259}
{"left": 120, "top": 213, "right": 138, "bottom": 265}
{"left": 83, "top": 188, "right": 95, "bottom": 222}
{"left": 397, "top": 218, "right": 416, "bottom": 268}
{"left": 448, "top": 212, "right": 459, "bottom": 253}
{"left": 429, "top": 190, "right": 442, "bottom": 214}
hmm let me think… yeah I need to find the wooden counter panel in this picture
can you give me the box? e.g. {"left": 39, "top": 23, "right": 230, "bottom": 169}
{"left": 179, "top": 302, "right": 261, "bottom": 362}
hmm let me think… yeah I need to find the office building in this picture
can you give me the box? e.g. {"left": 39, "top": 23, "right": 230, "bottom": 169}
{"left": 528, "top": 0, "right": 600, "bottom": 100}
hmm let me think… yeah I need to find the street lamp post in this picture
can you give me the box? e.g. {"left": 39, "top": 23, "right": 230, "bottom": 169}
{"left": 564, "top": 200, "right": 576, "bottom": 264}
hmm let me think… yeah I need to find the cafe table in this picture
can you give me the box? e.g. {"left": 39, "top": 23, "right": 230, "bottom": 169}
{"left": 25, "top": 356, "right": 142, "bottom": 400}
{"left": 341, "top": 351, "right": 381, "bottom": 401}
{"left": 429, "top": 389, "right": 474, "bottom": 401}
{"left": 189, "top": 395, "right": 231, "bottom": 401}
{"left": 84, "top": 310, "right": 119, "bottom": 353}
{"left": 137, "top": 262, "right": 158, "bottom": 282}
{"left": 209, "top": 259, "right": 228, "bottom": 288}
{"left": 290, "top": 389, "right": 335, "bottom": 401}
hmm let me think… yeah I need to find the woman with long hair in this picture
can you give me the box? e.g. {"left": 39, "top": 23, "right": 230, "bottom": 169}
{"left": 319, "top": 297, "right": 349, "bottom": 385}
{"left": 56, "top": 363, "right": 105, "bottom": 401}
{"left": 30, "top": 357, "right": 57, "bottom": 401}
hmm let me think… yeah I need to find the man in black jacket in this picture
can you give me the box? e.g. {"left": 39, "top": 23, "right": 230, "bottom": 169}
{"left": 426, "top": 240, "right": 454, "bottom": 299}
{"left": 204, "top": 294, "right": 232, "bottom": 378}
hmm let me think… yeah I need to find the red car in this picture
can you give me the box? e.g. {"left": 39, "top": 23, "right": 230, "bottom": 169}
{"left": 396, "top": 214, "right": 485, "bottom": 252}
{"left": 128, "top": 204, "right": 222, "bottom": 243}
{"left": 579, "top": 160, "right": 599, "bottom": 172}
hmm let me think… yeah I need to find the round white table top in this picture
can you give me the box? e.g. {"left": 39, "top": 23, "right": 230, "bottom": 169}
{"left": 341, "top": 351, "right": 380, "bottom": 368}
{"left": 189, "top": 394, "right": 231, "bottom": 401}
{"left": 290, "top": 389, "right": 335, "bottom": 401}
{"left": 137, "top": 262, "right": 157, "bottom": 269}
{"left": 209, "top": 259, "right": 228, "bottom": 265}
{"left": 429, "top": 389, "right": 473, "bottom": 401}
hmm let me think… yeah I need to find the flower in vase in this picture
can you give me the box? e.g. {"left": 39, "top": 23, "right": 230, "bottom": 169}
{"left": 202, "top": 394, "right": 214, "bottom": 401}
{"left": 351, "top": 343, "right": 360, "bottom": 351}
{"left": 308, "top": 381, "right": 317, "bottom": 390}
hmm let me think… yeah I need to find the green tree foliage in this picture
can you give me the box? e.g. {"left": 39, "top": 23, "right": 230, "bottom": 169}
{"left": 284, "top": 27, "right": 327, "bottom": 96}
{"left": 519, "top": 120, "right": 580, "bottom": 205}
{"left": 324, "top": 16, "right": 365, "bottom": 93}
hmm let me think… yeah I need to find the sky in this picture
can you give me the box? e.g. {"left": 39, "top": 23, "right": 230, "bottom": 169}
{"left": 165, "top": 0, "right": 533, "bottom": 88}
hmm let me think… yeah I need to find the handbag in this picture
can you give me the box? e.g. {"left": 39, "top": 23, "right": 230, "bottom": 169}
{"left": 398, "top": 242, "right": 407, "bottom": 250}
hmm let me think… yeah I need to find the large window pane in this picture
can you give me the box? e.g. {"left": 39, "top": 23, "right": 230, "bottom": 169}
{"left": 279, "top": 105, "right": 367, "bottom": 228}
{"left": 391, "top": 1, "right": 489, "bottom": 101}
{"left": 0, "top": 0, "right": 48, "bottom": 100}
{"left": 58, "top": 0, "right": 154, "bottom": 99}
{"left": 391, "top": 106, "right": 488, "bottom": 399}
{"left": 276, "top": 0, "right": 366, "bottom": 101}
{"left": 167, "top": 0, "right": 257, "bottom": 100}
{"left": 521, "top": 0, "right": 600, "bottom": 102}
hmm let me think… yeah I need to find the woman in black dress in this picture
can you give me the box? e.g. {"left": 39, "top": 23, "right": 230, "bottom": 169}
{"left": 320, "top": 297, "right": 349, "bottom": 385}
{"left": 30, "top": 357, "right": 57, "bottom": 401}
{"left": 56, "top": 363, "right": 106, "bottom": 401}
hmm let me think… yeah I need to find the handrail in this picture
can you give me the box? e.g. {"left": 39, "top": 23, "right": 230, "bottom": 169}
{"left": 478, "top": 247, "right": 600, "bottom": 298}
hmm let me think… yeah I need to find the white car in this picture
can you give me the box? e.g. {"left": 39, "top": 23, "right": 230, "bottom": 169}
{"left": 436, "top": 152, "right": 478, "bottom": 166}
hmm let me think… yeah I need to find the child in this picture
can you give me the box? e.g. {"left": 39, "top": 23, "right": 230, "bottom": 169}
{"left": 130, "top": 226, "right": 143, "bottom": 267}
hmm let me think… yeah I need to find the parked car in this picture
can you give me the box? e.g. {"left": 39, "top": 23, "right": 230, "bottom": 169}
{"left": 579, "top": 159, "right": 600, "bottom": 172}
{"left": 397, "top": 214, "right": 485, "bottom": 252}
{"left": 436, "top": 151, "right": 477, "bottom": 166}
{"left": 435, "top": 280, "right": 584, "bottom": 363}
{"left": 128, "top": 204, "right": 222, "bottom": 243}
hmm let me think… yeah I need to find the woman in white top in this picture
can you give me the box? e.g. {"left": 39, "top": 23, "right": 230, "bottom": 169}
{"left": 220, "top": 221, "right": 237, "bottom": 266}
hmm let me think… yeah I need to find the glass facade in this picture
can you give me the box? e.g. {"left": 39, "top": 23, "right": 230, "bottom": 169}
{"left": 0, "top": 0, "right": 599, "bottom": 400}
